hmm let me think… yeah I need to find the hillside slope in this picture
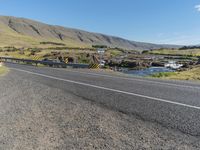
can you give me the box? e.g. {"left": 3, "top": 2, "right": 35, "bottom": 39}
{"left": 0, "top": 16, "right": 179, "bottom": 50}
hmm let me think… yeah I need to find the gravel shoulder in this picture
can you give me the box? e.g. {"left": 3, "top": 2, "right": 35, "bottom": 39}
{"left": 0, "top": 71, "right": 200, "bottom": 150}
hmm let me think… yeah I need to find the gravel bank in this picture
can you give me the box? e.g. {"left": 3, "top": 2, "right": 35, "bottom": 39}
{"left": 0, "top": 71, "right": 199, "bottom": 150}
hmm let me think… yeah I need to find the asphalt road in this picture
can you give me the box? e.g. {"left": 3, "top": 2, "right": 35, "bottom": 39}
{"left": 2, "top": 66, "right": 200, "bottom": 150}
{"left": 5, "top": 63, "right": 200, "bottom": 137}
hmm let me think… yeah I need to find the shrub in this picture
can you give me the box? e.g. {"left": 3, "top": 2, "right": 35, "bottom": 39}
{"left": 29, "top": 48, "right": 41, "bottom": 55}
{"left": 151, "top": 72, "right": 177, "bottom": 78}
{"left": 40, "top": 41, "right": 66, "bottom": 46}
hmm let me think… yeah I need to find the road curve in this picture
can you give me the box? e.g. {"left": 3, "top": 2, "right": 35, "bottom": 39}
{"left": 5, "top": 63, "right": 200, "bottom": 137}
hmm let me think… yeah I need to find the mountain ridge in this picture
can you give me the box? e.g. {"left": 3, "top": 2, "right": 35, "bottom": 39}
{"left": 0, "top": 15, "right": 181, "bottom": 50}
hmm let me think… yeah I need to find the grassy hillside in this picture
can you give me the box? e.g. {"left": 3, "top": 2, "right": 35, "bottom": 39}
{"left": 0, "top": 16, "right": 180, "bottom": 50}
{"left": 0, "top": 21, "right": 88, "bottom": 48}
{"left": 0, "top": 22, "right": 39, "bottom": 47}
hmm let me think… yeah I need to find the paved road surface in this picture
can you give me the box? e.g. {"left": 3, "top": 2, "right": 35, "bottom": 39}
{"left": 6, "top": 63, "right": 200, "bottom": 136}
{"left": 1, "top": 63, "right": 200, "bottom": 149}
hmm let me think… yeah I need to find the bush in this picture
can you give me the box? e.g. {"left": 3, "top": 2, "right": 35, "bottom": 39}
{"left": 3, "top": 46, "right": 18, "bottom": 52}
{"left": 142, "top": 50, "right": 149, "bottom": 54}
{"left": 151, "top": 72, "right": 177, "bottom": 78}
{"left": 92, "top": 45, "right": 108, "bottom": 48}
{"left": 29, "top": 48, "right": 41, "bottom": 55}
{"left": 40, "top": 42, "right": 66, "bottom": 46}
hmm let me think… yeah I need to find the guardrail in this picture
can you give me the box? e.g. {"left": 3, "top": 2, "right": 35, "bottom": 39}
{"left": 0, "top": 57, "right": 89, "bottom": 69}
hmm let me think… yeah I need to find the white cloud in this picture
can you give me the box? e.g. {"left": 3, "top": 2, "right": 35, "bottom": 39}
{"left": 195, "top": 5, "right": 200, "bottom": 12}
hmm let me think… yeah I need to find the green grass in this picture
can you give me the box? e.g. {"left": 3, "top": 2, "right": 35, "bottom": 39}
{"left": 109, "top": 49, "right": 123, "bottom": 56}
{"left": 151, "top": 65, "right": 200, "bottom": 81}
{"left": 151, "top": 72, "right": 177, "bottom": 78}
{"left": 149, "top": 49, "right": 200, "bottom": 56}
{"left": 165, "top": 66, "right": 200, "bottom": 80}
{"left": 0, "top": 66, "right": 9, "bottom": 76}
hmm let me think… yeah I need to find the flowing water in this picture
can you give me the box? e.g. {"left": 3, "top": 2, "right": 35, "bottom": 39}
{"left": 125, "top": 67, "right": 174, "bottom": 77}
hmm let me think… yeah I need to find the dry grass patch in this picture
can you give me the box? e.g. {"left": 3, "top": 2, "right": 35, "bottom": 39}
{"left": 0, "top": 65, "right": 9, "bottom": 76}
{"left": 152, "top": 65, "right": 200, "bottom": 81}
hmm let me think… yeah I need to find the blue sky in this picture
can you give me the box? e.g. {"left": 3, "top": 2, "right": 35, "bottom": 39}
{"left": 1, "top": 0, "right": 200, "bottom": 45}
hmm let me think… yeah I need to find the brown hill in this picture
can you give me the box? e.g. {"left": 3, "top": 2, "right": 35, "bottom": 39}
{"left": 0, "top": 16, "right": 180, "bottom": 50}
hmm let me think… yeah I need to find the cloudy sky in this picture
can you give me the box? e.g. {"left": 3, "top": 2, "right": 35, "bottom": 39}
{"left": 1, "top": 0, "right": 200, "bottom": 45}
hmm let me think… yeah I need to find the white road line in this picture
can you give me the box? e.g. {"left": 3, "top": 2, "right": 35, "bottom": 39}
{"left": 53, "top": 68, "right": 200, "bottom": 90}
{"left": 10, "top": 67, "right": 200, "bottom": 110}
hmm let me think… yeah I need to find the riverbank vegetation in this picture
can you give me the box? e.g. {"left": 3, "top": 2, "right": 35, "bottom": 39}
{"left": 148, "top": 48, "right": 200, "bottom": 57}
{"left": 151, "top": 65, "right": 200, "bottom": 81}
{"left": 151, "top": 72, "right": 177, "bottom": 78}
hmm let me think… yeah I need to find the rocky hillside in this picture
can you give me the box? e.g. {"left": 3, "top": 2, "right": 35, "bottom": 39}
{"left": 0, "top": 16, "right": 179, "bottom": 50}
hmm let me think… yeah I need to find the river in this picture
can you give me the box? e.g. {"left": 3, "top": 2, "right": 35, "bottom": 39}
{"left": 125, "top": 67, "right": 174, "bottom": 77}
